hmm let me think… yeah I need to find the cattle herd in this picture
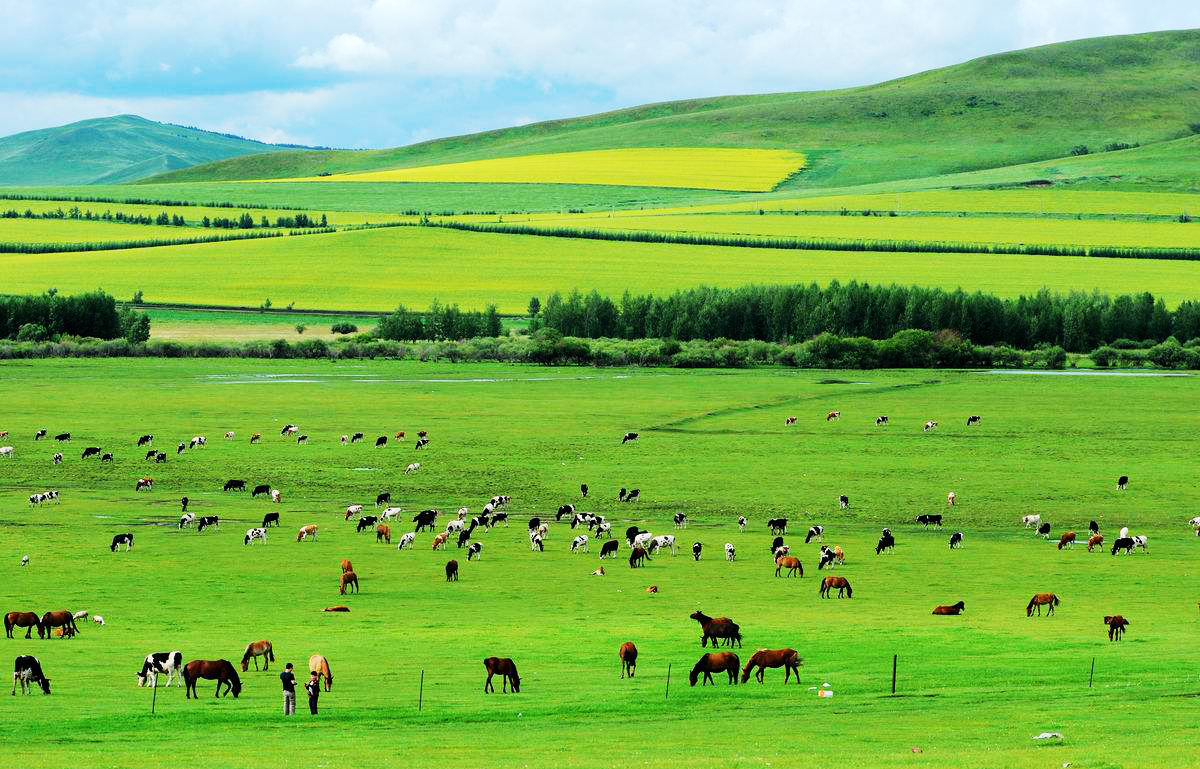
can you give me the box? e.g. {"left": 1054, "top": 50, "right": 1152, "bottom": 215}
{"left": 4, "top": 410, "right": 1196, "bottom": 702}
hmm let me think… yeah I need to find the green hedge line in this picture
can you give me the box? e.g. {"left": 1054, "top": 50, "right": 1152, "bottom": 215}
{"left": 0, "top": 228, "right": 333, "bottom": 254}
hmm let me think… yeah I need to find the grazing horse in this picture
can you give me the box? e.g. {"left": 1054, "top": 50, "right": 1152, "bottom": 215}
{"left": 690, "top": 611, "right": 742, "bottom": 648}
{"left": 240, "top": 640, "right": 274, "bottom": 672}
{"left": 1087, "top": 534, "right": 1104, "bottom": 552}
{"left": 1104, "top": 615, "right": 1129, "bottom": 641}
{"left": 445, "top": 560, "right": 459, "bottom": 581}
{"left": 619, "top": 642, "right": 638, "bottom": 678}
{"left": 689, "top": 652, "right": 740, "bottom": 686}
{"left": 1057, "top": 531, "right": 1077, "bottom": 550}
{"left": 628, "top": 545, "right": 651, "bottom": 569}
{"left": 483, "top": 657, "right": 520, "bottom": 693}
{"left": 1026, "top": 593, "right": 1060, "bottom": 617}
{"left": 5, "top": 612, "right": 43, "bottom": 639}
{"left": 183, "top": 660, "right": 241, "bottom": 699}
{"left": 740, "top": 648, "right": 801, "bottom": 684}
{"left": 339, "top": 571, "right": 359, "bottom": 595}
{"left": 12, "top": 656, "right": 50, "bottom": 695}
{"left": 1111, "top": 537, "right": 1134, "bottom": 555}
{"left": 309, "top": 655, "right": 333, "bottom": 691}
{"left": 340, "top": 559, "right": 353, "bottom": 574}
{"left": 932, "top": 601, "right": 966, "bottom": 615}
{"left": 39, "top": 611, "right": 77, "bottom": 639}
{"left": 774, "top": 556, "right": 803, "bottom": 578}
{"left": 819, "top": 576, "right": 853, "bottom": 598}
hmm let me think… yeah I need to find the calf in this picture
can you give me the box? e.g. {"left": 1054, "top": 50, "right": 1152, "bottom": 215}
{"left": 625, "top": 489, "right": 640, "bottom": 503}
{"left": 270, "top": 489, "right": 282, "bottom": 504}
{"left": 692, "top": 542, "right": 702, "bottom": 560}
{"left": 54, "top": 433, "right": 71, "bottom": 442}
{"left": 176, "top": 442, "right": 185, "bottom": 455}
{"left": 243, "top": 527, "right": 268, "bottom": 545}
{"left": 144, "top": 450, "right": 157, "bottom": 461}
{"left": 404, "top": 462, "right": 420, "bottom": 475}
{"left": 1087, "top": 534, "right": 1104, "bottom": 552}
{"left": 599, "top": 540, "right": 619, "bottom": 559}
{"left": 376, "top": 525, "right": 392, "bottom": 545}
{"left": 412, "top": 510, "right": 439, "bottom": 532}
{"left": 875, "top": 530, "right": 895, "bottom": 555}
{"left": 738, "top": 515, "right": 747, "bottom": 532}
{"left": 100, "top": 452, "right": 113, "bottom": 463}
{"left": 154, "top": 451, "right": 166, "bottom": 463}
{"left": 296, "top": 435, "right": 308, "bottom": 445}
{"left": 826, "top": 411, "right": 840, "bottom": 421}
{"left": 351, "top": 432, "right": 364, "bottom": 443}
{"left": 946, "top": 491, "right": 956, "bottom": 507}
{"left": 948, "top": 531, "right": 964, "bottom": 549}
{"left": 345, "top": 504, "right": 364, "bottom": 520}
{"left": 580, "top": 483, "right": 588, "bottom": 498}
{"left": 179, "top": 513, "right": 195, "bottom": 529}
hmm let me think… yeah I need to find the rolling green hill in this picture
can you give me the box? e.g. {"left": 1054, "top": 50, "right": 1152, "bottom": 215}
{"left": 0, "top": 114, "right": 310, "bottom": 186}
{"left": 144, "top": 29, "right": 1200, "bottom": 190}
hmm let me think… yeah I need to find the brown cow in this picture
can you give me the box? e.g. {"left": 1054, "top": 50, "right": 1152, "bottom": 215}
{"left": 619, "top": 642, "right": 638, "bottom": 678}
{"left": 1057, "top": 531, "right": 1077, "bottom": 550}
{"left": 339, "top": 571, "right": 359, "bottom": 595}
{"left": 445, "top": 560, "right": 459, "bottom": 581}
{"left": 432, "top": 532, "right": 449, "bottom": 550}
{"left": 825, "top": 411, "right": 841, "bottom": 422}
{"left": 1087, "top": 534, "right": 1104, "bottom": 552}
{"left": 375, "top": 524, "right": 391, "bottom": 544}
{"left": 932, "top": 601, "right": 966, "bottom": 615}
{"left": 296, "top": 525, "right": 318, "bottom": 542}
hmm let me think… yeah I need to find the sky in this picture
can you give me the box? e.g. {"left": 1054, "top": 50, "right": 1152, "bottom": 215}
{"left": 1, "top": 0, "right": 1198, "bottom": 149}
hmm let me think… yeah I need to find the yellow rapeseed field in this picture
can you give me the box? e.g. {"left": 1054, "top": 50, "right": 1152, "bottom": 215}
{"left": 265, "top": 148, "right": 807, "bottom": 192}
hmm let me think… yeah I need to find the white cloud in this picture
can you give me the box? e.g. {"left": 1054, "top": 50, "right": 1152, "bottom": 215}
{"left": 294, "top": 33, "right": 390, "bottom": 73}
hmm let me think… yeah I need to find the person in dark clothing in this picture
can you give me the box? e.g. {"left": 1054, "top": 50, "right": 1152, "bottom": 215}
{"left": 280, "top": 663, "right": 296, "bottom": 716}
{"left": 305, "top": 670, "right": 320, "bottom": 714}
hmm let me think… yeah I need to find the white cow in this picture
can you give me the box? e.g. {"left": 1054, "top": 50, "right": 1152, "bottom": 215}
{"left": 649, "top": 535, "right": 676, "bottom": 556}
{"left": 404, "top": 463, "right": 421, "bottom": 475}
{"left": 725, "top": 543, "right": 736, "bottom": 562}
{"left": 179, "top": 513, "right": 195, "bottom": 529}
{"left": 93, "top": 616, "right": 105, "bottom": 626}
{"left": 380, "top": 507, "right": 402, "bottom": 521}
{"left": 946, "top": 491, "right": 957, "bottom": 507}
{"left": 1189, "top": 516, "right": 1200, "bottom": 530}
{"left": 396, "top": 532, "right": 416, "bottom": 550}
{"left": 243, "top": 527, "right": 268, "bottom": 545}
{"left": 345, "top": 504, "right": 364, "bottom": 518}
{"left": 1022, "top": 514, "right": 1041, "bottom": 528}
{"left": 571, "top": 535, "right": 589, "bottom": 553}
{"left": 446, "top": 518, "right": 466, "bottom": 533}
{"left": 633, "top": 531, "right": 654, "bottom": 549}
{"left": 270, "top": 489, "right": 282, "bottom": 504}
{"left": 0, "top": 446, "right": 14, "bottom": 458}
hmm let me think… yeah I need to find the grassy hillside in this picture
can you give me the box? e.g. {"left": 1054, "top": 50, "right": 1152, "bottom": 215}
{"left": 0, "top": 115, "right": 308, "bottom": 186}
{"left": 145, "top": 29, "right": 1200, "bottom": 191}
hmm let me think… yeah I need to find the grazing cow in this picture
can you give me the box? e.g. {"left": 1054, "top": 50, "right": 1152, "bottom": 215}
{"left": 818, "top": 547, "right": 836, "bottom": 570}
{"left": 457, "top": 530, "right": 471, "bottom": 548}
{"left": 412, "top": 509, "right": 439, "bottom": 532}
{"left": 356, "top": 516, "right": 379, "bottom": 533}
{"left": 417, "top": 431, "right": 428, "bottom": 439}
{"left": 838, "top": 495, "right": 849, "bottom": 510}
{"left": 738, "top": 516, "right": 747, "bottom": 532}
{"left": 296, "top": 525, "right": 318, "bottom": 542}
{"left": 377, "top": 507, "right": 400, "bottom": 521}
{"left": 529, "top": 534, "right": 544, "bottom": 552}
{"left": 483, "top": 657, "right": 520, "bottom": 693}
{"left": 223, "top": 479, "right": 246, "bottom": 492}
{"left": 628, "top": 545, "right": 651, "bottom": 569}
{"left": 1057, "top": 531, "right": 1077, "bottom": 550}
{"left": 100, "top": 452, "right": 113, "bottom": 462}
{"left": 339, "top": 571, "right": 359, "bottom": 595}
{"left": 224, "top": 431, "right": 235, "bottom": 440}
{"left": 875, "top": 415, "right": 888, "bottom": 426}
{"left": 155, "top": 452, "right": 167, "bottom": 463}
{"left": 176, "top": 442, "right": 185, "bottom": 455}
{"left": 138, "top": 651, "right": 184, "bottom": 688}
{"left": 197, "top": 516, "right": 219, "bottom": 533}
{"left": 375, "top": 436, "right": 387, "bottom": 448}
{"left": 296, "top": 434, "right": 308, "bottom": 445}
{"left": 949, "top": 532, "right": 964, "bottom": 549}
{"left": 144, "top": 450, "right": 156, "bottom": 461}
{"left": 1188, "top": 516, "right": 1200, "bottom": 530}
{"left": 580, "top": 483, "right": 588, "bottom": 498}
{"left": 692, "top": 542, "right": 703, "bottom": 561}
{"left": 110, "top": 533, "right": 134, "bottom": 552}
{"left": 625, "top": 489, "right": 641, "bottom": 503}
{"left": 34, "top": 429, "right": 46, "bottom": 441}
{"left": 309, "top": 655, "right": 333, "bottom": 692}
{"left": 624, "top": 526, "right": 646, "bottom": 546}
{"left": 556, "top": 504, "right": 575, "bottom": 521}
{"left": 376, "top": 525, "right": 393, "bottom": 545}
{"left": 491, "top": 512, "right": 509, "bottom": 528}
{"left": 875, "top": 530, "right": 895, "bottom": 555}
{"left": 183, "top": 660, "right": 241, "bottom": 699}
{"left": 445, "top": 560, "right": 459, "bottom": 581}
{"left": 648, "top": 535, "right": 676, "bottom": 556}
{"left": 4, "top": 613, "right": 43, "bottom": 640}
{"left": 770, "top": 536, "right": 785, "bottom": 555}
{"left": 1104, "top": 615, "right": 1129, "bottom": 641}
{"left": 397, "top": 531, "right": 418, "bottom": 550}
{"left": 775, "top": 555, "right": 803, "bottom": 578}
{"left": 375, "top": 492, "right": 391, "bottom": 508}
{"left": 1089, "top": 520, "right": 1100, "bottom": 534}
{"left": 81, "top": 446, "right": 101, "bottom": 459}
{"left": 135, "top": 477, "right": 153, "bottom": 491}
{"left": 767, "top": 518, "right": 788, "bottom": 535}
{"left": 571, "top": 535, "right": 589, "bottom": 553}
{"left": 1087, "top": 534, "right": 1104, "bottom": 552}
{"left": 819, "top": 576, "right": 853, "bottom": 598}
{"left": 917, "top": 514, "right": 943, "bottom": 527}
{"left": 1117, "top": 475, "right": 1129, "bottom": 490}
{"left": 12, "top": 656, "right": 51, "bottom": 695}
{"left": 467, "top": 542, "right": 483, "bottom": 561}
{"left": 414, "top": 437, "right": 429, "bottom": 450}
{"left": 621, "top": 432, "right": 639, "bottom": 444}
{"left": 446, "top": 518, "right": 466, "bottom": 534}
{"left": 1026, "top": 593, "right": 1060, "bottom": 617}
{"left": 923, "top": 421, "right": 938, "bottom": 432}
{"left": 179, "top": 513, "right": 195, "bottom": 529}
{"left": 785, "top": 416, "right": 797, "bottom": 426}
{"left": 54, "top": 433, "right": 70, "bottom": 442}
{"left": 345, "top": 504, "right": 364, "bottom": 520}
{"left": 270, "top": 489, "right": 281, "bottom": 504}
{"left": 1132, "top": 535, "right": 1149, "bottom": 552}
{"left": 805, "top": 525, "right": 824, "bottom": 544}
{"left": 618, "top": 642, "right": 638, "bottom": 678}
{"left": 52, "top": 452, "right": 62, "bottom": 465}
{"left": 933, "top": 601, "right": 966, "bottom": 616}
{"left": 432, "top": 532, "right": 449, "bottom": 550}
{"left": 690, "top": 653, "right": 740, "bottom": 686}
{"left": 262, "top": 512, "right": 280, "bottom": 528}
{"left": 252, "top": 484, "right": 271, "bottom": 497}
{"left": 946, "top": 491, "right": 956, "bottom": 507}
{"left": 243, "top": 528, "right": 268, "bottom": 546}
{"left": 966, "top": 415, "right": 981, "bottom": 426}
{"left": 674, "top": 513, "right": 688, "bottom": 529}
{"left": 404, "top": 462, "right": 420, "bottom": 475}
{"left": 725, "top": 543, "right": 736, "bottom": 562}
{"left": 618, "top": 488, "right": 627, "bottom": 502}
{"left": 599, "top": 540, "right": 619, "bottom": 559}
{"left": 632, "top": 531, "right": 654, "bottom": 550}
{"left": 250, "top": 433, "right": 262, "bottom": 444}
{"left": 340, "top": 435, "right": 348, "bottom": 445}
{"left": 1037, "top": 522, "right": 1051, "bottom": 540}
{"left": 826, "top": 411, "right": 840, "bottom": 422}
{"left": 1023, "top": 514, "right": 1041, "bottom": 528}
{"left": 190, "top": 436, "right": 206, "bottom": 449}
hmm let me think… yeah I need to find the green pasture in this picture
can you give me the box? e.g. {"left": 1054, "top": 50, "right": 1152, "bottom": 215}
{"left": 0, "top": 359, "right": 1198, "bottom": 768}
{"left": 0, "top": 218, "right": 199, "bottom": 244}
{"left": 143, "top": 308, "right": 376, "bottom": 343}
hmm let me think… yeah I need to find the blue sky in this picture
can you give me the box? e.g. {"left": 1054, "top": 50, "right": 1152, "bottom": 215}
{"left": 2, "top": 0, "right": 1198, "bottom": 148}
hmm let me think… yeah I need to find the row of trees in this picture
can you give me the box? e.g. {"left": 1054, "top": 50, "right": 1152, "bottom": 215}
{"left": 377, "top": 300, "right": 503, "bottom": 341}
{"left": 529, "top": 282, "right": 1197, "bottom": 353}
{"left": 0, "top": 205, "right": 328, "bottom": 230}
{"left": 0, "top": 290, "right": 149, "bottom": 343}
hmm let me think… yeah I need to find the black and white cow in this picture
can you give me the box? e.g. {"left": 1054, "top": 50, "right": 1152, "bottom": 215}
{"left": 949, "top": 532, "right": 964, "bottom": 549}
{"left": 557, "top": 504, "right": 575, "bottom": 521}
{"left": 110, "top": 533, "right": 134, "bottom": 552}
{"left": 1037, "top": 522, "right": 1052, "bottom": 540}
{"left": 805, "top": 525, "right": 824, "bottom": 544}
{"left": 1111, "top": 536, "right": 1135, "bottom": 555}
{"left": 1117, "top": 475, "right": 1129, "bottom": 490}
{"left": 351, "top": 432, "right": 364, "bottom": 443}
{"left": 154, "top": 452, "right": 167, "bottom": 463}
{"left": 190, "top": 436, "right": 207, "bottom": 449}
{"left": 243, "top": 527, "right": 268, "bottom": 545}
{"left": 571, "top": 535, "right": 589, "bottom": 553}
{"left": 176, "top": 442, "right": 186, "bottom": 455}
{"left": 413, "top": 509, "right": 439, "bottom": 532}
{"left": 466, "top": 542, "right": 483, "bottom": 561}
{"left": 625, "top": 526, "right": 647, "bottom": 547}
{"left": 621, "top": 432, "right": 639, "bottom": 444}
{"left": 818, "top": 546, "right": 836, "bottom": 570}
{"left": 1089, "top": 520, "right": 1100, "bottom": 534}
{"left": 580, "top": 483, "right": 588, "bottom": 498}
{"left": 414, "top": 437, "right": 429, "bottom": 450}
{"left": 875, "top": 416, "right": 889, "bottom": 426}
{"left": 137, "top": 434, "right": 153, "bottom": 447}
{"left": 375, "top": 492, "right": 391, "bottom": 508}
{"left": 491, "top": 512, "right": 509, "bottom": 527}
{"left": 838, "top": 495, "right": 850, "bottom": 510}
{"left": 917, "top": 514, "right": 943, "bottom": 527}
{"left": 457, "top": 530, "right": 471, "bottom": 548}
{"left": 52, "top": 452, "right": 63, "bottom": 465}
{"left": 692, "top": 542, "right": 702, "bottom": 561}
{"left": 737, "top": 515, "right": 747, "bottom": 532}
{"left": 197, "top": 516, "right": 219, "bottom": 533}
{"left": 137, "top": 651, "right": 184, "bottom": 688}
{"left": 599, "top": 540, "right": 619, "bottom": 559}
{"left": 966, "top": 415, "right": 981, "bottom": 426}
{"left": 100, "top": 452, "right": 113, "bottom": 462}
{"left": 673, "top": 513, "right": 688, "bottom": 529}
{"left": 725, "top": 543, "right": 736, "bottom": 562}
{"left": 179, "top": 512, "right": 195, "bottom": 529}
{"left": 223, "top": 479, "right": 246, "bottom": 492}
{"left": 12, "top": 656, "right": 50, "bottom": 695}
{"left": 875, "top": 529, "right": 895, "bottom": 555}
{"left": 770, "top": 536, "right": 785, "bottom": 556}
{"left": 144, "top": 450, "right": 157, "bottom": 461}
{"left": 356, "top": 516, "right": 379, "bottom": 533}
{"left": 625, "top": 489, "right": 641, "bottom": 503}
{"left": 375, "top": 436, "right": 387, "bottom": 448}
{"left": 81, "top": 446, "right": 101, "bottom": 459}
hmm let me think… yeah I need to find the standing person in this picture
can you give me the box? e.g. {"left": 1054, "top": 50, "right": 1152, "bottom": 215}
{"left": 305, "top": 670, "right": 320, "bottom": 715}
{"left": 280, "top": 663, "right": 296, "bottom": 716}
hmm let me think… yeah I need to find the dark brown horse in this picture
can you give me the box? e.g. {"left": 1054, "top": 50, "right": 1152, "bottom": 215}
{"left": 4, "top": 612, "right": 43, "bottom": 639}
{"left": 1026, "top": 593, "right": 1059, "bottom": 617}
{"left": 183, "top": 659, "right": 241, "bottom": 699}
{"left": 240, "top": 640, "right": 274, "bottom": 671}
{"left": 774, "top": 556, "right": 803, "bottom": 577}
{"left": 339, "top": 570, "right": 359, "bottom": 595}
{"left": 445, "top": 560, "right": 459, "bottom": 581}
{"left": 740, "top": 648, "right": 802, "bottom": 684}
{"left": 818, "top": 576, "right": 853, "bottom": 598}
{"left": 690, "top": 611, "right": 742, "bottom": 648}
{"left": 932, "top": 601, "right": 966, "bottom": 615}
{"left": 619, "top": 642, "right": 638, "bottom": 678}
{"left": 39, "top": 611, "right": 77, "bottom": 639}
{"left": 1104, "top": 615, "right": 1129, "bottom": 641}
{"left": 628, "top": 545, "right": 651, "bottom": 568}
{"left": 483, "top": 657, "right": 520, "bottom": 693}
{"left": 689, "top": 652, "right": 740, "bottom": 686}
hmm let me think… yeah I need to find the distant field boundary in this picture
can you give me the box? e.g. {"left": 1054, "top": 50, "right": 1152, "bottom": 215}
{"left": 0, "top": 227, "right": 334, "bottom": 254}
{"left": 430, "top": 220, "right": 1200, "bottom": 261}
{"left": 0, "top": 192, "right": 306, "bottom": 211}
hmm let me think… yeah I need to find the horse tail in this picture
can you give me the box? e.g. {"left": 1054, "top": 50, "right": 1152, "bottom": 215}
{"left": 267, "top": 643, "right": 275, "bottom": 662}
{"left": 845, "top": 583, "right": 853, "bottom": 598}
{"left": 2, "top": 614, "right": 11, "bottom": 634}
{"left": 1052, "top": 595, "right": 1060, "bottom": 607}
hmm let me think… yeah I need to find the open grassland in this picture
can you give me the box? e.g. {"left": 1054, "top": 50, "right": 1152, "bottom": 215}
{"left": 270, "top": 148, "right": 807, "bottom": 193}
{"left": 0, "top": 219, "right": 202, "bottom": 244}
{"left": 5, "top": 226, "right": 1200, "bottom": 313}
{"left": 0, "top": 360, "right": 1198, "bottom": 769}
{"left": 144, "top": 308, "right": 375, "bottom": 343}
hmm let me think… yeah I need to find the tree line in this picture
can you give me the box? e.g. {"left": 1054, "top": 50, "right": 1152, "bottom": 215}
{"left": 0, "top": 205, "right": 327, "bottom": 230}
{"left": 0, "top": 290, "right": 149, "bottom": 343}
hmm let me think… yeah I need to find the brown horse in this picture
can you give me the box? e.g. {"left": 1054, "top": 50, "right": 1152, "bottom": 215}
{"left": 376, "top": 524, "right": 391, "bottom": 544}
{"left": 774, "top": 555, "right": 803, "bottom": 577}
{"left": 183, "top": 659, "right": 241, "bottom": 699}
{"left": 446, "top": 560, "right": 459, "bottom": 581}
{"left": 340, "top": 559, "right": 353, "bottom": 573}
{"left": 240, "top": 640, "right": 274, "bottom": 672}
{"left": 740, "top": 648, "right": 802, "bottom": 684}
{"left": 689, "top": 652, "right": 740, "bottom": 686}
{"left": 1026, "top": 593, "right": 1060, "bottom": 617}
{"left": 339, "top": 571, "right": 359, "bottom": 595}
{"left": 5, "top": 612, "right": 43, "bottom": 639}
{"left": 819, "top": 576, "right": 853, "bottom": 598}
{"left": 619, "top": 642, "right": 638, "bottom": 678}
{"left": 628, "top": 545, "right": 650, "bottom": 568}
{"left": 690, "top": 611, "right": 742, "bottom": 648}
{"left": 308, "top": 654, "right": 333, "bottom": 691}
{"left": 1087, "top": 534, "right": 1104, "bottom": 552}
{"left": 1104, "top": 615, "right": 1129, "bottom": 641}
{"left": 39, "top": 611, "right": 77, "bottom": 639}
{"left": 1057, "top": 531, "right": 1077, "bottom": 550}
{"left": 483, "top": 657, "right": 520, "bottom": 693}
{"left": 932, "top": 601, "right": 966, "bottom": 615}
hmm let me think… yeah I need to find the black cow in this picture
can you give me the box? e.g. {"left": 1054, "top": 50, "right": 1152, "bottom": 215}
{"left": 580, "top": 483, "right": 588, "bottom": 498}
{"left": 618, "top": 487, "right": 627, "bottom": 501}
{"left": 144, "top": 450, "right": 157, "bottom": 461}
{"left": 223, "top": 479, "right": 246, "bottom": 492}
{"left": 966, "top": 415, "right": 981, "bottom": 426}
{"left": 491, "top": 512, "right": 509, "bottom": 527}
{"left": 1037, "top": 522, "right": 1051, "bottom": 540}
{"left": 876, "top": 531, "right": 896, "bottom": 555}
{"left": 262, "top": 512, "right": 280, "bottom": 528}
{"left": 528, "top": 517, "right": 541, "bottom": 531}
{"left": 413, "top": 510, "right": 439, "bottom": 532}
{"left": 356, "top": 516, "right": 378, "bottom": 533}
{"left": 770, "top": 536, "right": 785, "bottom": 555}
{"left": 351, "top": 432, "right": 364, "bottom": 443}
{"left": 100, "top": 453, "right": 113, "bottom": 462}
{"left": 767, "top": 518, "right": 788, "bottom": 535}
{"left": 625, "top": 526, "right": 646, "bottom": 546}
{"left": 198, "top": 516, "right": 219, "bottom": 532}
{"left": 600, "top": 540, "right": 619, "bottom": 559}
{"left": 692, "top": 542, "right": 702, "bottom": 561}
{"left": 181, "top": 497, "right": 189, "bottom": 513}
{"left": 557, "top": 504, "right": 575, "bottom": 521}
{"left": 154, "top": 452, "right": 166, "bottom": 463}
{"left": 252, "top": 484, "right": 271, "bottom": 497}
{"left": 805, "top": 525, "right": 824, "bottom": 544}
{"left": 1089, "top": 520, "right": 1100, "bottom": 534}
{"left": 838, "top": 495, "right": 850, "bottom": 509}
{"left": 625, "top": 489, "right": 640, "bottom": 503}
{"left": 137, "top": 435, "right": 153, "bottom": 447}
{"left": 1111, "top": 537, "right": 1135, "bottom": 555}
{"left": 457, "top": 530, "right": 471, "bottom": 548}
{"left": 111, "top": 533, "right": 134, "bottom": 552}
{"left": 81, "top": 446, "right": 101, "bottom": 459}
{"left": 1117, "top": 475, "right": 1129, "bottom": 490}
{"left": 949, "top": 532, "right": 964, "bottom": 549}
{"left": 375, "top": 492, "right": 391, "bottom": 508}
{"left": 54, "top": 433, "right": 70, "bottom": 442}
{"left": 12, "top": 656, "right": 50, "bottom": 695}
{"left": 375, "top": 436, "right": 387, "bottom": 448}
{"left": 917, "top": 514, "right": 943, "bottom": 527}
{"left": 622, "top": 432, "right": 639, "bottom": 444}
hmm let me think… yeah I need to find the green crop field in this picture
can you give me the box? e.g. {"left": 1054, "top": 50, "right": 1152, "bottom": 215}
{"left": 0, "top": 359, "right": 1198, "bottom": 769}
{"left": 0, "top": 219, "right": 201, "bottom": 244}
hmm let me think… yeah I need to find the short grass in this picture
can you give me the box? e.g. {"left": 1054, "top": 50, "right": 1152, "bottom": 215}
{"left": 270, "top": 148, "right": 807, "bottom": 193}
{"left": 0, "top": 218, "right": 203, "bottom": 244}
{"left": 0, "top": 359, "right": 1198, "bottom": 769}
{"left": 143, "top": 308, "right": 376, "bottom": 343}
